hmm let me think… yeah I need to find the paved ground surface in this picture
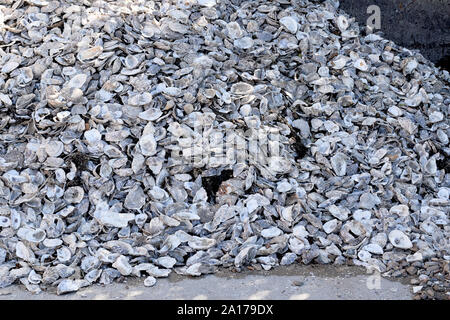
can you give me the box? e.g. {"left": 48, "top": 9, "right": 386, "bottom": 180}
{"left": 0, "top": 265, "right": 413, "bottom": 300}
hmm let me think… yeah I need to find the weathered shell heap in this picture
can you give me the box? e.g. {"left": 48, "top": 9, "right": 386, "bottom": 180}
{"left": 0, "top": 0, "right": 448, "bottom": 299}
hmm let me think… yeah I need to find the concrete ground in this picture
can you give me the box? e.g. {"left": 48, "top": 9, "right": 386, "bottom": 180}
{"left": 0, "top": 265, "right": 413, "bottom": 300}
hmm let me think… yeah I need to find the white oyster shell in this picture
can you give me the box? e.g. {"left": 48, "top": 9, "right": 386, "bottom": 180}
{"left": 388, "top": 230, "right": 413, "bottom": 249}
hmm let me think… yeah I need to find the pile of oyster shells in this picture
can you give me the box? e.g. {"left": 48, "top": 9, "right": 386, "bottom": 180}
{"left": 0, "top": 0, "right": 448, "bottom": 298}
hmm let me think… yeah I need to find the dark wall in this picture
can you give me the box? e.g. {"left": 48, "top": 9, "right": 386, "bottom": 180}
{"left": 338, "top": 0, "right": 450, "bottom": 69}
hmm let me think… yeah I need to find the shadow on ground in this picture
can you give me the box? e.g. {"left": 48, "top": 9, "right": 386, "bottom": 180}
{"left": 338, "top": 0, "right": 450, "bottom": 70}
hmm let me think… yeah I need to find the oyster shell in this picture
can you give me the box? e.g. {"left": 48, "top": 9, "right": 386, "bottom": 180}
{"left": 388, "top": 230, "right": 413, "bottom": 249}
{"left": 0, "top": 0, "right": 447, "bottom": 297}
